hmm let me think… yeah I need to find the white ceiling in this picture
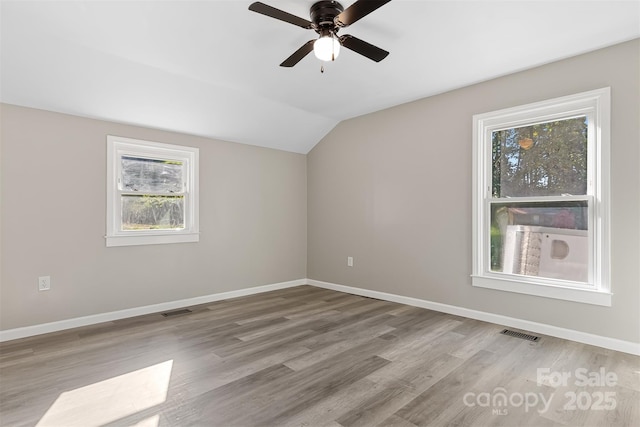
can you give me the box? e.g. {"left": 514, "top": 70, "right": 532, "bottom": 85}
{"left": 1, "top": 1, "right": 638, "bottom": 154}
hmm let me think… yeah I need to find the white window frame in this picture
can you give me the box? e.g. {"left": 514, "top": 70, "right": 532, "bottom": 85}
{"left": 471, "top": 88, "right": 611, "bottom": 306}
{"left": 106, "top": 135, "right": 199, "bottom": 247}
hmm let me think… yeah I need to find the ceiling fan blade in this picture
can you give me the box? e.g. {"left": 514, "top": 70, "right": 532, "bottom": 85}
{"left": 280, "top": 40, "right": 316, "bottom": 67}
{"left": 248, "top": 2, "right": 313, "bottom": 29}
{"left": 335, "top": 0, "right": 392, "bottom": 27}
{"left": 339, "top": 34, "right": 389, "bottom": 62}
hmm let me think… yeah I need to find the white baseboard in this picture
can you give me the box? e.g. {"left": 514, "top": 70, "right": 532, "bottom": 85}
{"left": 3, "top": 277, "right": 638, "bottom": 356}
{"left": 0, "top": 279, "right": 305, "bottom": 342}
{"left": 307, "top": 279, "right": 640, "bottom": 356}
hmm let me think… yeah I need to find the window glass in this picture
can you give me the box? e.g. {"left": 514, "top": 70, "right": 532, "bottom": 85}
{"left": 121, "top": 156, "right": 183, "bottom": 193}
{"left": 121, "top": 195, "right": 185, "bottom": 230}
{"left": 490, "top": 200, "right": 589, "bottom": 282}
{"left": 491, "top": 117, "right": 588, "bottom": 198}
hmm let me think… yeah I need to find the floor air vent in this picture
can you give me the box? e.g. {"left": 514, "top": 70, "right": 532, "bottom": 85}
{"left": 500, "top": 329, "right": 540, "bottom": 342}
{"left": 161, "top": 308, "right": 192, "bottom": 317}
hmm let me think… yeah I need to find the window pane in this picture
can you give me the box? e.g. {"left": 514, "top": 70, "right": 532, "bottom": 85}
{"left": 492, "top": 117, "right": 588, "bottom": 197}
{"left": 121, "top": 156, "right": 183, "bottom": 193}
{"left": 121, "top": 195, "right": 184, "bottom": 230}
{"left": 490, "top": 201, "right": 589, "bottom": 283}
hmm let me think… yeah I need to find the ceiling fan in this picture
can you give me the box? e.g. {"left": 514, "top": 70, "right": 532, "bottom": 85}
{"left": 248, "top": 0, "right": 392, "bottom": 67}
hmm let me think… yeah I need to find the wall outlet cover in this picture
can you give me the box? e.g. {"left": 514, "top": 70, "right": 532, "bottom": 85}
{"left": 38, "top": 276, "right": 51, "bottom": 291}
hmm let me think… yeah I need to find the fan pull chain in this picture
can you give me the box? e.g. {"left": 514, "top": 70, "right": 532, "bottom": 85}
{"left": 331, "top": 33, "right": 336, "bottom": 62}
{"left": 321, "top": 64, "right": 324, "bottom": 73}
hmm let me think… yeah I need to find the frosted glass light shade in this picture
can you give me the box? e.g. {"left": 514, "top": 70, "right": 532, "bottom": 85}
{"left": 314, "top": 36, "right": 340, "bottom": 61}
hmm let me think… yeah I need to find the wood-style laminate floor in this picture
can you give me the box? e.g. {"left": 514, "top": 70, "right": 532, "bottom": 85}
{"left": 1, "top": 286, "right": 638, "bottom": 427}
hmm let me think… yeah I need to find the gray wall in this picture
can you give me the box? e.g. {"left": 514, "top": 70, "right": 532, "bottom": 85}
{"left": 2, "top": 40, "right": 638, "bottom": 344}
{"left": 0, "top": 105, "right": 307, "bottom": 330}
{"left": 308, "top": 39, "right": 640, "bottom": 343}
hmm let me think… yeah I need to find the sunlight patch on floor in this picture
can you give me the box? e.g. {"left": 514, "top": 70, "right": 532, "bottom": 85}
{"left": 131, "top": 414, "right": 161, "bottom": 427}
{"left": 36, "top": 360, "right": 173, "bottom": 427}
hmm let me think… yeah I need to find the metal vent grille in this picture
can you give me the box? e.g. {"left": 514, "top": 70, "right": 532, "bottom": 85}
{"left": 161, "top": 308, "right": 192, "bottom": 317}
{"left": 500, "top": 329, "right": 540, "bottom": 342}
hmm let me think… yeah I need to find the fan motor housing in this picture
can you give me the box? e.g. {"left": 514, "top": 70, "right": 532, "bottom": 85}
{"left": 310, "top": 1, "right": 344, "bottom": 28}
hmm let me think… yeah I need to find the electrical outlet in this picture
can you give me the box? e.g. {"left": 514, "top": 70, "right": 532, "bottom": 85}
{"left": 347, "top": 256, "right": 354, "bottom": 267}
{"left": 38, "top": 276, "right": 51, "bottom": 291}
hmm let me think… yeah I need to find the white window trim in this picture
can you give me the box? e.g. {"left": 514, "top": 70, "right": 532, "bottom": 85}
{"left": 106, "top": 135, "right": 199, "bottom": 247}
{"left": 471, "top": 88, "right": 611, "bottom": 306}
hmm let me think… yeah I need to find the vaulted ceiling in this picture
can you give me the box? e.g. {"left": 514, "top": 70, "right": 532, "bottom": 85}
{"left": 1, "top": 1, "right": 638, "bottom": 153}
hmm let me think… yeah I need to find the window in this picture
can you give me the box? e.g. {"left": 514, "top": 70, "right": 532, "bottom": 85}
{"left": 106, "top": 136, "right": 199, "bottom": 247}
{"left": 472, "top": 88, "right": 610, "bottom": 306}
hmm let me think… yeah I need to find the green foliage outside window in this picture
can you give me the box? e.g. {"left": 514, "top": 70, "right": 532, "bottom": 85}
{"left": 492, "top": 117, "right": 588, "bottom": 198}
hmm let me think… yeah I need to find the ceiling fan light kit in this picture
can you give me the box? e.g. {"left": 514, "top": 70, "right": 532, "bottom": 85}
{"left": 314, "top": 32, "right": 341, "bottom": 61}
{"left": 248, "top": 0, "right": 391, "bottom": 67}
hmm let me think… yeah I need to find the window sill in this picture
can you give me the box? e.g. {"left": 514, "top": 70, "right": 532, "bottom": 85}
{"left": 471, "top": 275, "right": 611, "bottom": 306}
{"left": 106, "top": 232, "right": 199, "bottom": 247}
